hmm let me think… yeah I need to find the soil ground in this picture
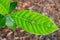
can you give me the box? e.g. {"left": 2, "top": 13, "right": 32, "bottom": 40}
{"left": 0, "top": 0, "right": 60, "bottom": 40}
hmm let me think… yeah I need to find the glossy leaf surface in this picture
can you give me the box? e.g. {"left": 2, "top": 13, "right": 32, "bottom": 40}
{"left": 6, "top": 15, "right": 16, "bottom": 30}
{"left": 0, "top": 0, "right": 10, "bottom": 15}
{"left": 10, "top": 10, "right": 58, "bottom": 35}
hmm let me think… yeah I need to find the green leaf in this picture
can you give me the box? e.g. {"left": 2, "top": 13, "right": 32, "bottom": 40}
{"left": 9, "top": 2, "right": 18, "bottom": 13}
{"left": 10, "top": 10, "right": 59, "bottom": 35}
{"left": 0, "top": 15, "right": 6, "bottom": 29}
{"left": 6, "top": 15, "right": 17, "bottom": 30}
{"left": 0, "top": 0, "right": 10, "bottom": 15}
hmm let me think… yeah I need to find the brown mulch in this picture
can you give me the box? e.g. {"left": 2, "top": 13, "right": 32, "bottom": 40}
{"left": 0, "top": 0, "right": 60, "bottom": 40}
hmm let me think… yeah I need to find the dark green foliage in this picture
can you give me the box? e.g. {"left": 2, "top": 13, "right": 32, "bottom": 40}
{"left": 0, "top": 15, "right": 6, "bottom": 28}
{"left": 9, "top": 2, "right": 18, "bottom": 13}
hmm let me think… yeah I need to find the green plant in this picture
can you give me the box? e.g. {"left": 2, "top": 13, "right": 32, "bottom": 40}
{"left": 0, "top": 0, "right": 59, "bottom": 35}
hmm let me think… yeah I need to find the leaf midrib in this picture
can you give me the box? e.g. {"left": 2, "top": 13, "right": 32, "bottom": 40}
{"left": 11, "top": 15, "right": 37, "bottom": 24}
